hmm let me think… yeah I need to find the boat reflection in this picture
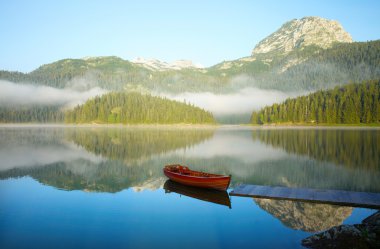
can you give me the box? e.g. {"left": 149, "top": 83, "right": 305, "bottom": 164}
{"left": 164, "top": 180, "right": 231, "bottom": 208}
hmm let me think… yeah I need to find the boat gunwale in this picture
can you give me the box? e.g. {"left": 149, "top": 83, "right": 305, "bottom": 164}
{"left": 164, "top": 166, "right": 230, "bottom": 180}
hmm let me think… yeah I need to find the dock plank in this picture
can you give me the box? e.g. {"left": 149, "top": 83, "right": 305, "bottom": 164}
{"left": 229, "top": 184, "right": 380, "bottom": 209}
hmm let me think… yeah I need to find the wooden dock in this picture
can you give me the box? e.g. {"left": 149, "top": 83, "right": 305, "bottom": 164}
{"left": 230, "top": 184, "right": 380, "bottom": 209}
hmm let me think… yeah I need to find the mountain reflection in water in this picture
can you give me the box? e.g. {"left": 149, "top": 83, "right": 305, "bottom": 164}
{"left": 65, "top": 127, "right": 215, "bottom": 164}
{"left": 0, "top": 126, "right": 379, "bottom": 249}
{"left": 0, "top": 127, "right": 215, "bottom": 192}
{"left": 254, "top": 198, "right": 353, "bottom": 232}
{"left": 0, "top": 127, "right": 379, "bottom": 193}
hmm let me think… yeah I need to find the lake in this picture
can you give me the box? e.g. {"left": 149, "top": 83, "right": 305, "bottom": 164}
{"left": 0, "top": 125, "right": 379, "bottom": 248}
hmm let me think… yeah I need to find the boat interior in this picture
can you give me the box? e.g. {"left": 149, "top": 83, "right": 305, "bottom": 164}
{"left": 165, "top": 165, "right": 220, "bottom": 177}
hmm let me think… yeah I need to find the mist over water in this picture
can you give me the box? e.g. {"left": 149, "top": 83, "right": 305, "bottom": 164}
{"left": 159, "top": 73, "right": 306, "bottom": 120}
{"left": 0, "top": 80, "right": 107, "bottom": 108}
{"left": 161, "top": 87, "right": 304, "bottom": 123}
{"left": 0, "top": 75, "right": 305, "bottom": 124}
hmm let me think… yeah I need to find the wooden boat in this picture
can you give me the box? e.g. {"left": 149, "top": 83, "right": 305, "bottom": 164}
{"left": 163, "top": 164, "right": 231, "bottom": 191}
{"left": 164, "top": 180, "right": 231, "bottom": 208}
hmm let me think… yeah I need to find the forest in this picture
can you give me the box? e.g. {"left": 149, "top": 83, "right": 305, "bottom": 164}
{"left": 0, "top": 105, "right": 64, "bottom": 123}
{"left": 251, "top": 80, "right": 380, "bottom": 125}
{"left": 65, "top": 92, "right": 215, "bottom": 124}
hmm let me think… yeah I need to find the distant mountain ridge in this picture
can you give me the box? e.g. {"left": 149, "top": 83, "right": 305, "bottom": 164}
{"left": 0, "top": 16, "right": 379, "bottom": 95}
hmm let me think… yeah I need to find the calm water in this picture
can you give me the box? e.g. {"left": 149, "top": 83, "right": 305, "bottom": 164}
{"left": 0, "top": 126, "right": 379, "bottom": 249}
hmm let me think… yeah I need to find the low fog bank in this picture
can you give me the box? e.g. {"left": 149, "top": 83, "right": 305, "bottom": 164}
{"left": 0, "top": 80, "right": 107, "bottom": 108}
{"left": 0, "top": 78, "right": 306, "bottom": 124}
{"left": 162, "top": 87, "right": 304, "bottom": 118}
{"left": 214, "top": 113, "right": 252, "bottom": 124}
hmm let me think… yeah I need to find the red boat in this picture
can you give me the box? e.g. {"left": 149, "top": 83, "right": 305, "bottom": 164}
{"left": 163, "top": 164, "right": 231, "bottom": 191}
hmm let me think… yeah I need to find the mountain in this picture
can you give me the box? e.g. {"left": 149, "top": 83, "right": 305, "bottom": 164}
{"left": 1, "top": 16, "right": 378, "bottom": 95}
{"left": 252, "top": 16, "right": 352, "bottom": 55}
{"left": 0, "top": 16, "right": 379, "bottom": 124}
{"left": 212, "top": 16, "right": 354, "bottom": 74}
{"left": 3, "top": 40, "right": 379, "bottom": 94}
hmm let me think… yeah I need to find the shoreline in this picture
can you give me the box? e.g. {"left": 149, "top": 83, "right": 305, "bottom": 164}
{"left": 0, "top": 123, "right": 379, "bottom": 130}
{"left": 245, "top": 124, "right": 380, "bottom": 130}
{"left": 0, "top": 123, "right": 219, "bottom": 129}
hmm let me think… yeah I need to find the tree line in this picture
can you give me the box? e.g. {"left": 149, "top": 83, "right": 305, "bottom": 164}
{"left": 251, "top": 80, "right": 380, "bottom": 124}
{"left": 0, "top": 106, "right": 64, "bottom": 123}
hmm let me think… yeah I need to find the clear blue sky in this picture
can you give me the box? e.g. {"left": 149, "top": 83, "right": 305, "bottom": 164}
{"left": 1, "top": 0, "right": 379, "bottom": 72}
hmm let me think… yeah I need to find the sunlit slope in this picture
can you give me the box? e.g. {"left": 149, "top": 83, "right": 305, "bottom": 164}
{"left": 1, "top": 40, "right": 379, "bottom": 93}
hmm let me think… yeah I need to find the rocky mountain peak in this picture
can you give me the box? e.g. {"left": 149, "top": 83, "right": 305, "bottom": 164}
{"left": 252, "top": 16, "right": 353, "bottom": 55}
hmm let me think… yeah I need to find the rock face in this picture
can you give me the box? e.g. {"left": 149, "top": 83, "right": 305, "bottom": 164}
{"left": 302, "top": 211, "right": 380, "bottom": 249}
{"left": 252, "top": 16, "right": 353, "bottom": 55}
{"left": 132, "top": 177, "right": 166, "bottom": 192}
{"left": 254, "top": 198, "right": 352, "bottom": 232}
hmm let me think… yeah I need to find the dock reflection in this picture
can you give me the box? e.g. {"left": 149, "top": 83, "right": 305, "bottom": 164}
{"left": 164, "top": 180, "right": 231, "bottom": 208}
